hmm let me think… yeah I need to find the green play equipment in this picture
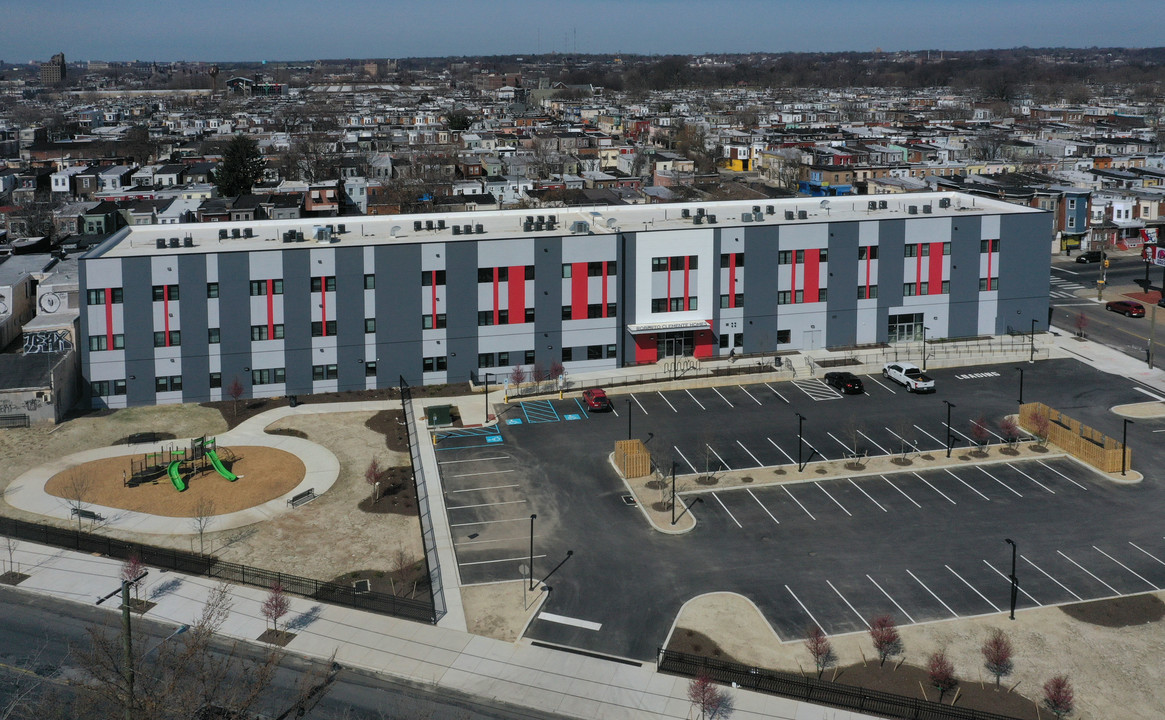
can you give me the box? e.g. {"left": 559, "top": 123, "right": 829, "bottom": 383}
{"left": 206, "top": 448, "right": 238, "bottom": 481}
{"left": 167, "top": 460, "right": 186, "bottom": 492}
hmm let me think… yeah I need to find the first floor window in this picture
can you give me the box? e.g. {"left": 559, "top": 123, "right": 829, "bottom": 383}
{"left": 562, "top": 347, "right": 573, "bottom": 362}
{"left": 92, "top": 379, "right": 127, "bottom": 397}
{"left": 155, "top": 375, "right": 183, "bottom": 392}
{"left": 422, "top": 356, "right": 447, "bottom": 373}
{"left": 252, "top": 368, "right": 286, "bottom": 385}
{"left": 587, "top": 345, "right": 603, "bottom": 360}
{"left": 478, "top": 353, "right": 495, "bottom": 368}
{"left": 524, "top": 350, "right": 536, "bottom": 364}
{"left": 497, "top": 352, "right": 510, "bottom": 367}
{"left": 365, "top": 361, "right": 377, "bottom": 377}
{"left": 606, "top": 344, "right": 617, "bottom": 359}
{"left": 777, "top": 329, "right": 791, "bottom": 344}
{"left": 312, "top": 364, "right": 339, "bottom": 381}
{"left": 209, "top": 372, "right": 222, "bottom": 389}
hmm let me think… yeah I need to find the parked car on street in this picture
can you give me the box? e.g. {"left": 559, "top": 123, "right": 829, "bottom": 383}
{"left": 1105, "top": 300, "right": 1145, "bottom": 318}
{"left": 882, "top": 362, "right": 935, "bottom": 393}
{"left": 1075, "top": 250, "right": 1106, "bottom": 264}
{"left": 823, "top": 371, "right": 865, "bottom": 394}
{"left": 582, "top": 388, "right": 611, "bottom": 411}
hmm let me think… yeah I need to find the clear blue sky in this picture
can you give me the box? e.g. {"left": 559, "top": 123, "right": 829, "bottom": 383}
{"left": 3, "top": 0, "right": 1161, "bottom": 63}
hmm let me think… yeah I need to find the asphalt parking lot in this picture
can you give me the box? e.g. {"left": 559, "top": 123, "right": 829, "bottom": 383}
{"left": 432, "top": 358, "right": 1165, "bottom": 661}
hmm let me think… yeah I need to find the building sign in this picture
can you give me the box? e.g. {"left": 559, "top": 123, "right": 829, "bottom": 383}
{"left": 1147, "top": 246, "right": 1165, "bottom": 268}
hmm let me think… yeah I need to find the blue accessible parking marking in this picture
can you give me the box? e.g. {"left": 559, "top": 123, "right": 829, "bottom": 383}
{"left": 520, "top": 400, "right": 561, "bottom": 423}
{"left": 486, "top": 435, "right": 503, "bottom": 443}
{"left": 433, "top": 425, "right": 504, "bottom": 450}
{"left": 563, "top": 414, "right": 581, "bottom": 421}
{"left": 506, "top": 418, "right": 524, "bottom": 425}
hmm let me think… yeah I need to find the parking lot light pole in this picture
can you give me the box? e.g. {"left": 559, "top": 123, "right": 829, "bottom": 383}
{"left": 796, "top": 413, "right": 805, "bottom": 471}
{"left": 670, "top": 462, "right": 678, "bottom": 525}
{"left": 922, "top": 326, "right": 930, "bottom": 372}
{"left": 1015, "top": 367, "right": 1024, "bottom": 405}
{"left": 483, "top": 373, "right": 494, "bottom": 423}
{"left": 1005, "top": 539, "right": 1018, "bottom": 620}
{"left": 529, "top": 514, "right": 537, "bottom": 590}
{"left": 1030, "top": 318, "right": 1037, "bottom": 363}
{"left": 944, "top": 400, "right": 956, "bottom": 458}
{"left": 1122, "top": 419, "right": 1133, "bottom": 476}
{"left": 626, "top": 398, "right": 632, "bottom": 441}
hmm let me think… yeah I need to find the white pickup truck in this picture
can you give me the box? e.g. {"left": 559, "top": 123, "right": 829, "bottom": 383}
{"left": 882, "top": 362, "right": 935, "bottom": 393}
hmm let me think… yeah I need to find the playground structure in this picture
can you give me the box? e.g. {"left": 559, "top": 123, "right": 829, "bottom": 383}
{"left": 125, "top": 436, "right": 241, "bottom": 492}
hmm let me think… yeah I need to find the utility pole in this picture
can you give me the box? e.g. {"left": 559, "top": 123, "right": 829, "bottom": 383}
{"left": 97, "top": 571, "right": 148, "bottom": 720}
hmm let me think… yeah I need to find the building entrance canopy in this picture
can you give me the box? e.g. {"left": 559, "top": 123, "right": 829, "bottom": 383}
{"left": 627, "top": 320, "right": 710, "bottom": 335}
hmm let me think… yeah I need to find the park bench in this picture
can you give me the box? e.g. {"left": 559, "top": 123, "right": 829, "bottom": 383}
{"left": 0, "top": 414, "right": 30, "bottom": 429}
{"left": 70, "top": 508, "right": 104, "bottom": 522}
{"left": 287, "top": 489, "right": 316, "bottom": 508}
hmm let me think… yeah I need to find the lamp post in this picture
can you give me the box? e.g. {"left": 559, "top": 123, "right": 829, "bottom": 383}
{"left": 1015, "top": 367, "right": 1024, "bottom": 405}
{"left": 626, "top": 398, "right": 632, "bottom": 441}
{"left": 529, "top": 514, "right": 537, "bottom": 590}
{"left": 1029, "top": 318, "right": 1036, "bottom": 363}
{"left": 796, "top": 412, "right": 805, "bottom": 471}
{"left": 1005, "top": 539, "right": 1018, "bottom": 621}
{"left": 922, "top": 325, "right": 930, "bottom": 372}
{"left": 483, "top": 372, "right": 494, "bottom": 423}
{"left": 670, "top": 462, "right": 678, "bottom": 525}
{"left": 944, "top": 400, "right": 956, "bottom": 458}
{"left": 1122, "top": 419, "right": 1133, "bottom": 476}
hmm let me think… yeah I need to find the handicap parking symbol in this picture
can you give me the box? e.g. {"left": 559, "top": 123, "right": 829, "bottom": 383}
{"left": 506, "top": 418, "right": 524, "bottom": 425}
{"left": 486, "top": 435, "right": 503, "bottom": 443}
{"left": 563, "top": 413, "right": 581, "bottom": 421}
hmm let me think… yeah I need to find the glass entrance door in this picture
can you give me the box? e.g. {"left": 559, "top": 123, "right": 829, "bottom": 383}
{"left": 657, "top": 331, "right": 694, "bottom": 358}
{"left": 887, "top": 313, "right": 925, "bottom": 343}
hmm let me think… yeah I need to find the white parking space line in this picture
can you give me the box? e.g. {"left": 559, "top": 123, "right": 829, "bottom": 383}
{"left": 1129, "top": 542, "right": 1165, "bottom": 568}
{"left": 983, "top": 560, "right": 1041, "bottom": 605}
{"left": 857, "top": 430, "right": 890, "bottom": 455}
{"left": 913, "top": 424, "right": 946, "bottom": 447}
{"left": 977, "top": 466, "right": 1023, "bottom": 497}
{"left": 827, "top": 580, "right": 870, "bottom": 628}
{"left": 981, "top": 424, "right": 1007, "bottom": 442}
{"left": 1008, "top": 463, "right": 1056, "bottom": 494}
{"left": 712, "top": 493, "right": 742, "bottom": 528}
{"left": 1037, "top": 460, "right": 1088, "bottom": 490}
{"left": 539, "top": 612, "right": 603, "bottom": 631}
{"left": 767, "top": 437, "right": 796, "bottom": 465}
{"left": 448, "top": 484, "right": 520, "bottom": 493}
{"left": 1134, "top": 386, "right": 1165, "bottom": 402}
{"left": 737, "top": 441, "right": 764, "bottom": 467}
{"left": 739, "top": 385, "right": 763, "bottom": 405}
{"left": 1094, "top": 546, "right": 1158, "bottom": 590}
{"left": 447, "top": 499, "right": 527, "bottom": 510}
{"left": 946, "top": 565, "right": 1001, "bottom": 612}
{"left": 866, "top": 575, "right": 915, "bottom": 623}
{"left": 816, "top": 483, "right": 852, "bottom": 516}
{"left": 1057, "top": 550, "right": 1119, "bottom": 595}
{"left": 609, "top": 404, "right": 619, "bottom": 417}
{"left": 439, "top": 455, "right": 511, "bottom": 465}
{"left": 944, "top": 469, "right": 990, "bottom": 501}
{"left": 460, "top": 554, "right": 547, "bottom": 567}
{"left": 712, "top": 387, "right": 735, "bottom": 407}
{"left": 657, "top": 391, "right": 678, "bottom": 413}
{"left": 765, "top": 384, "right": 791, "bottom": 404}
{"left": 674, "top": 446, "right": 698, "bottom": 475}
{"left": 450, "top": 469, "right": 516, "bottom": 478}
{"left": 455, "top": 535, "right": 540, "bottom": 546}
{"left": 913, "top": 472, "right": 957, "bottom": 505}
{"left": 1022, "top": 555, "right": 1082, "bottom": 601}
{"left": 802, "top": 438, "right": 829, "bottom": 462}
{"left": 747, "top": 489, "right": 780, "bottom": 524}
{"left": 907, "top": 569, "right": 959, "bottom": 618}
{"left": 707, "top": 445, "right": 733, "bottom": 472}
{"left": 451, "top": 517, "right": 536, "bottom": 528}
{"left": 942, "top": 422, "right": 973, "bottom": 444}
{"left": 630, "top": 393, "right": 649, "bottom": 414}
{"left": 786, "top": 585, "right": 827, "bottom": 632}
{"left": 849, "top": 479, "right": 887, "bottom": 512}
{"left": 827, "top": 431, "right": 856, "bottom": 454}
{"left": 684, "top": 389, "right": 706, "bottom": 410}
{"left": 884, "top": 426, "right": 921, "bottom": 454}
{"left": 866, "top": 375, "right": 896, "bottom": 393}
{"left": 882, "top": 476, "right": 922, "bottom": 508}
{"left": 783, "top": 486, "right": 816, "bottom": 520}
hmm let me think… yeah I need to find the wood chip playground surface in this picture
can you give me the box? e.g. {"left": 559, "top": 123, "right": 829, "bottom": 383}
{"left": 44, "top": 446, "right": 306, "bottom": 517}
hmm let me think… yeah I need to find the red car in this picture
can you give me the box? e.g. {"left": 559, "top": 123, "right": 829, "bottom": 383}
{"left": 1105, "top": 300, "right": 1145, "bottom": 318}
{"left": 582, "top": 388, "right": 611, "bottom": 411}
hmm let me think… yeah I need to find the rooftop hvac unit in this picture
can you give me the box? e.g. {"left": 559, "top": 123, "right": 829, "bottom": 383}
{"left": 475, "top": 224, "right": 484, "bottom": 234}
{"left": 523, "top": 221, "right": 533, "bottom": 232}
{"left": 696, "top": 207, "right": 706, "bottom": 216}
{"left": 183, "top": 237, "right": 193, "bottom": 248}
{"left": 296, "top": 231, "right": 305, "bottom": 242}
{"left": 908, "top": 205, "right": 918, "bottom": 215}
{"left": 526, "top": 216, "right": 534, "bottom": 224}
{"left": 231, "top": 228, "right": 241, "bottom": 238}
{"left": 283, "top": 232, "right": 294, "bottom": 243}
{"left": 337, "top": 223, "right": 346, "bottom": 233}
{"left": 923, "top": 205, "right": 932, "bottom": 214}
{"left": 868, "top": 201, "right": 877, "bottom": 211}
{"left": 155, "top": 238, "right": 166, "bottom": 249}
{"left": 682, "top": 209, "right": 691, "bottom": 218}
{"left": 548, "top": 214, "right": 557, "bottom": 224}
{"left": 766, "top": 205, "right": 775, "bottom": 215}
{"left": 570, "top": 220, "right": 590, "bottom": 234}
{"left": 437, "top": 220, "right": 445, "bottom": 230}
{"left": 537, "top": 215, "right": 545, "bottom": 223}
{"left": 878, "top": 200, "right": 888, "bottom": 209}
{"left": 785, "top": 210, "right": 795, "bottom": 220}
{"left": 708, "top": 214, "right": 718, "bottom": 224}
{"left": 797, "top": 210, "right": 808, "bottom": 220}
{"left": 243, "top": 228, "right": 253, "bottom": 238}
{"left": 939, "top": 197, "right": 951, "bottom": 209}
{"left": 169, "top": 238, "right": 180, "bottom": 248}
{"left": 413, "top": 221, "right": 422, "bottom": 232}
{"left": 693, "top": 215, "right": 704, "bottom": 224}
{"left": 752, "top": 205, "right": 761, "bottom": 214}
{"left": 425, "top": 220, "right": 434, "bottom": 231}
{"left": 742, "top": 213, "right": 753, "bottom": 223}
{"left": 535, "top": 221, "right": 545, "bottom": 231}
{"left": 218, "top": 229, "right": 228, "bottom": 240}
{"left": 452, "top": 225, "right": 461, "bottom": 235}
{"left": 463, "top": 224, "right": 472, "bottom": 234}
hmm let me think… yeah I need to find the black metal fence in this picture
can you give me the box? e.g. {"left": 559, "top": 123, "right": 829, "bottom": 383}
{"left": 399, "top": 375, "right": 447, "bottom": 621}
{"left": 657, "top": 648, "right": 1024, "bottom": 720}
{"left": 0, "top": 516, "right": 435, "bottom": 623}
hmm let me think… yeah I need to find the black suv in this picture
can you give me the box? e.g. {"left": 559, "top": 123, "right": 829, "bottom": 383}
{"left": 1075, "top": 250, "right": 1106, "bottom": 264}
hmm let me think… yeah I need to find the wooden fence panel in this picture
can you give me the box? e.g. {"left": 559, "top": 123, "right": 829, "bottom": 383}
{"left": 1019, "top": 402, "right": 1129, "bottom": 473}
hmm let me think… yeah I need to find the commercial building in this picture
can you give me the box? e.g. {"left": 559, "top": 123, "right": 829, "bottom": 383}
{"left": 77, "top": 193, "right": 1049, "bottom": 408}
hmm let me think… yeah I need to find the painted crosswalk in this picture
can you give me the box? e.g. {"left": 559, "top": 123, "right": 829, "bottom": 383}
{"left": 1049, "top": 276, "right": 1089, "bottom": 300}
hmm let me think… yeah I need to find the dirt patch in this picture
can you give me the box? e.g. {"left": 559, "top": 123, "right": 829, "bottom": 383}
{"left": 112, "top": 432, "right": 177, "bottom": 446}
{"left": 364, "top": 410, "right": 410, "bottom": 453}
{"left": 461, "top": 581, "right": 546, "bottom": 642}
{"left": 0, "top": 571, "right": 29, "bottom": 586}
{"left": 831, "top": 662, "right": 1039, "bottom": 719}
{"left": 325, "top": 566, "right": 429, "bottom": 601}
{"left": 44, "top": 446, "right": 305, "bottom": 517}
{"left": 257, "top": 629, "right": 296, "bottom": 646}
{"left": 666, "top": 628, "right": 741, "bottom": 664}
{"left": 121, "top": 598, "right": 156, "bottom": 616}
{"left": 356, "top": 464, "right": 417, "bottom": 516}
{"left": 695, "top": 475, "right": 719, "bottom": 485}
{"left": 266, "top": 428, "right": 308, "bottom": 439}
{"left": 202, "top": 385, "right": 468, "bottom": 430}
{"left": 1060, "top": 594, "right": 1165, "bottom": 628}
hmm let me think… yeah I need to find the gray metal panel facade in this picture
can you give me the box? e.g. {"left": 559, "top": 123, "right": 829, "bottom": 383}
{"left": 374, "top": 244, "right": 422, "bottom": 385}
{"left": 444, "top": 239, "right": 478, "bottom": 383}
{"left": 825, "top": 222, "right": 858, "bottom": 348}
{"left": 334, "top": 246, "right": 365, "bottom": 392}
{"left": 619, "top": 232, "right": 637, "bottom": 362}
{"left": 742, "top": 225, "right": 779, "bottom": 354}
{"left": 948, "top": 216, "right": 982, "bottom": 338}
{"left": 998, "top": 213, "right": 1052, "bottom": 333}
{"left": 217, "top": 252, "right": 252, "bottom": 396}
{"left": 178, "top": 255, "right": 210, "bottom": 402}
{"left": 533, "top": 236, "right": 562, "bottom": 370}
{"left": 281, "top": 249, "right": 312, "bottom": 395}
{"left": 710, "top": 229, "right": 723, "bottom": 346}
{"left": 77, "top": 259, "right": 91, "bottom": 400}
{"left": 875, "top": 219, "right": 906, "bottom": 342}
{"left": 122, "top": 256, "right": 155, "bottom": 405}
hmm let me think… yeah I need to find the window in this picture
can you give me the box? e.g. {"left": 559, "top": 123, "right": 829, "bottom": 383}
{"left": 904, "top": 244, "right": 917, "bottom": 258}
{"left": 719, "top": 333, "right": 729, "bottom": 349}
{"left": 858, "top": 246, "right": 879, "bottom": 260}
{"left": 251, "top": 324, "right": 285, "bottom": 341}
{"left": 587, "top": 261, "right": 603, "bottom": 277}
{"left": 941, "top": 280, "right": 950, "bottom": 294}
{"left": 561, "top": 264, "right": 572, "bottom": 278}
{"left": 92, "top": 379, "right": 127, "bottom": 397}
{"left": 523, "top": 350, "right": 536, "bottom": 364}
{"left": 943, "top": 242, "right": 951, "bottom": 256}
{"left": 607, "top": 302, "right": 617, "bottom": 316}
{"left": 525, "top": 266, "right": 535, "bottom": 280}
{"left": 1068, "top": 198, "right": 1076, "bottom": 210}
{"left": 1067, "top": 216, "right": 1076, "bottom": 229}
{"left": 497, "top": 352, "right": 510, "bottom": 367}
{"left": 606, "top": 344, "right": 617, "bottom": 359}
{"left": 794, "top": 290, "right": 803, "bottom": 303}
{"left": 311, "top": 320, "right": 337, "bottom": 337}
{"left": 980, "top": 239, "right": 1000, "bottom": 253}
{"left": 651, "top": 257, "right": 668, "bottom": 272}
{"left": 720, "top": 252, "right": 744, "bottom": 268}
{"left": 364, "top": 318, "right": 376, "bottom": 334}
{"left": 918, "top": 282, "right": 928, "bottom": 294}
{"left": 252, "top": 368, "right": 286, "bottom": 385}
{"left": 364, "top": 274, "right": 375, "bottom": 290}
{"left": 365, "top": 361, "right": 377, "bottom": 377}
{"left": 903, "top": 283, "right": 916, "bottom": 297}
{"left": 777, "top": 290, "right": 791, "bottom": 305}
{"left": 422, "top": 356, "right": 447, "bottom": 373}
{"left": 478, "top": 353, "right": 495, "bottom": 368}
{"left": 980, "top": 278, "right": 994, "bottom": 291}
{"left": 778, "top": 250, "right": 792, "bottom": 265}
{"left": 421, "top": 270, "right": 446, "bottom": 286}
{"left": 819, "top": 249, "right": 828, "bottom": 263}
{"left": 310, "top": 276, "right": 336, "bottom": 292}
{"left": 524, "top": 308, "right": 535, "bottom": 323}
{"left": 312, "top": 364, "right": 339, "bottom": 381}
{"left": 423, "top": 314, "right": 446, "bottom": 330}
{"left": 153, "top": 330, "right": 181, "bottom": 347}
{"left": 607, "top": 260, "right": 617, "bottom": 275}
{"left": 209, "top": 372, "right": 221, "bottom": 389}
{"left": 87, "top": 288, "right": 123, "bottom": 305}
{"left": 587, "top": 303, "right": 603, "bottom": 319}
{"left": 207, "top": 282, "right": 219, "bottom": 298}
{"left": 734, "top": 334, "right": 744, "bottom": 348}
{"left": 857, "top": 285, "right": 878, "bottom": 299}
{"left": 208, "top": 328, "right": 220, "bottom": 344}
{"left": 818, "top": 288, "right": 827, "bottom": 302}
{"left": 777, "top": 329, "right": 791, "bottom": 344}
{"left": 88, "top": 334, "right": 124, "bottom": 351}
{"left": 155, "top": 375, "right": 183, "bottom": 392}
{"left": 477, "top": 267, "right": 507, "bottom": 282}
{"left": 795, "top": 250, "right": 804, "bottom": 264}
{"left": 720, "top": 293, "right": 745, "bottom": 308}
{"left": 651, "top": 299, "right": 666, "bottom": 312}
{"left": 561, "top": 306, "right": 572, "bottom": 320}
{"left": 152, "top": 284, "right": 179, "bottom": 302}
{"left": 587, "top": 345, "right": 603, "bottom": 360}
{"left": 249, "top": 280, "right": 283, "bottom": 296}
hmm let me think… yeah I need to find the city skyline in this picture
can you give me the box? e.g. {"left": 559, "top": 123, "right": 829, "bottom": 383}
{"left": 3, "top": 0, "right": 1163, "bottom": 64}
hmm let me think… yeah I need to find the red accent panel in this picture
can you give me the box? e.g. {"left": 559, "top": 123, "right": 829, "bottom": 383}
{"left": 728, "top": 253, "right": 737, "bottom": 308}
{"left": 572, "top": 262, "right": 588, "bottom": 320}
{"left": 492, "top": 268, "right": 500, "bottom": 326}
{"left": 803, "top": 250, "right": 820, "bottom": 303}
{"left": 430, "top": 271, "right": 437, "bottom": 325}
{"left": 928, "top": 243, "right": 944, "bottom": 294}
{"left": 508, "top": 265, "right": 524, "bottom": 324}
{"left": 634, "top": 333, "right": 658, "bottom": 364}
{"left": 321, "top": 279, "right": 328, "bottom": 336}
{"left": 163, "top": 285, "right": 171, "bottom": 346}
{"left": 694, "top": 323, "right": 714, "bottom": 359}
{"left": 683, "top": 256, "right": 690, "bottom": 311}
{"left": 987, "top": 246, "right": 993, "bottom": 291}
{"left": 864, "top": 251, "right": 871, "bottom": 300}
{"left": 105, "top": 288, "right": 113, "bottom": 348}
{"left": 915, "top": 248, "right": 923, "bottom": 296}
{"left": 266, "top": 280, "right": 274, "bottom": 339}
{"left": 601, "top": 262, "right": 609, "bottom": 317}
{"left": 790, "top": 254, "right": 797, "bottom": 304}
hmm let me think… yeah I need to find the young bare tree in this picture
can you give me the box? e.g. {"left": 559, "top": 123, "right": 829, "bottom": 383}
{"left": 1043, "top": 675, "right": 1074, "bottom": 718}
{"left": 926, "top": 650, "right": 958, "bottom": 702}
{"left": 121, "top": 554, "right": 146, "bottom": 602}
{"left": 227, "top": 376, "right": 245, "bottom": 422}
{"left": 1031, "top": 411, "right": 1052, "bottom": 448}
{"left": 970, "top": 415, "right": 991, "bottom": 452}
{"left": 62, "top": 469, "right": 94, "bottom": 531}
{"left": 687, "top": 674, "right": 732, "bottom": 719}
{"left": 999, "top": 416, "right": 1021, "bottom": 451}
{"left": 509, "top": 364, "right": 527, "bottom": 398}
{"left": 804, "top": 626, "right": 835, "bottom": 679}
{"left": 981, "top": 628, "right": 1015, "bottom": 687}
{"left": 531, "top": 362, "right": 548, "bottom": 394}
{"left": 3, "top": 536, "right": 18, "bottom": 575}
{"left": 869, "top": 615, "right": 902, "bottom": 666}
{"left": 365, "top": 457, "right": 383, "bottom": 502}
{"left": 191, "top": 499, "right": 216, "bottom": 555}
{"left": 261, "top": 582, "right": 291, "bottom": 635}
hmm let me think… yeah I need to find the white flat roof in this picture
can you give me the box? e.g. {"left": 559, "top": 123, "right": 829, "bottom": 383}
{"left": 89, "top": 192, "right": 1042, "bottom": 259}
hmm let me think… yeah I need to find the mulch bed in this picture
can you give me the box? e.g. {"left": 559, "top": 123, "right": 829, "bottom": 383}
{"left": 1060, "top": 593, "right": 1165, "bottom": 627}
{"left": 113, "top": 432, "right": 177, "bottom": 446}
{"left": 121, "top": 598, "right": 156, "bottom": 616}
{"left": 266, "top": 427, "right": 308, "bottom": 439}
{"left": 666, "top": 629, "right": 741, "bottom": 664}
{"left": 356, "top": 465, "right": 417, "bottom": 516}
{"left": 364, "top": 410, "right": 410, "bottom": 453}
{"left": 326, "top": 567, "right": 431, "bottom": 600}
{"left": 257, "top": 629, "right": 297, "bottom": 647}
{"left": 827, "top": 662, "right": 1039, "bottom": 719}
{"left": 0, "top": 571, "right": 29, "bottom": 586}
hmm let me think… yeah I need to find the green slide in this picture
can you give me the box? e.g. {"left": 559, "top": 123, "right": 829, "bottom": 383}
{"left": 206, "top": 450, "right": 238, "bottom": 481}
{"left": 167, "top": 460, "right": 186, "bottom": 492}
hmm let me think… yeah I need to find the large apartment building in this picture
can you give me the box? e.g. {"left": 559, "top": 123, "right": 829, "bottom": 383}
{"left": 77, "top": 193, "right": 1049, "bottom": 407}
